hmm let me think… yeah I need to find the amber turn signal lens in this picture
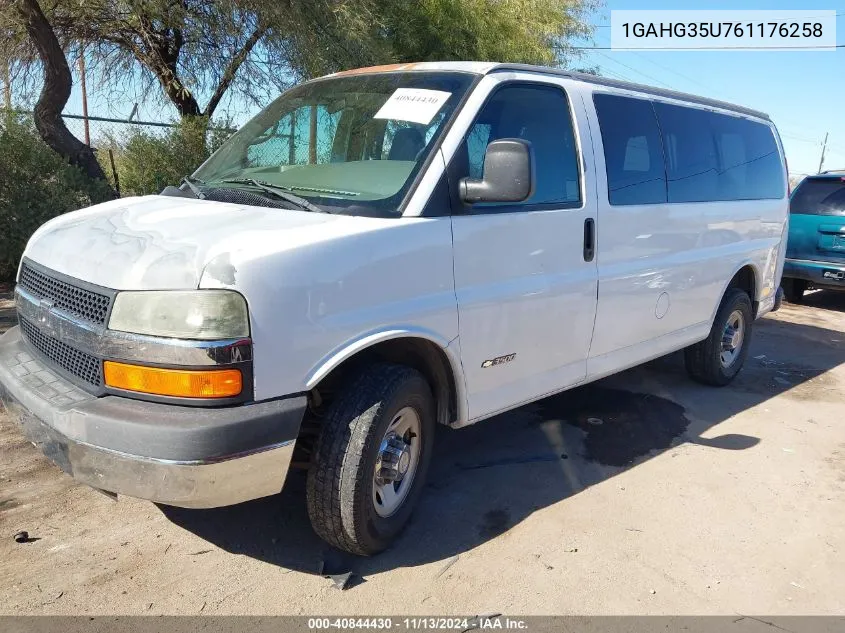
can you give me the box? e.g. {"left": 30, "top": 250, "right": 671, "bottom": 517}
{"left": 103, "top": 362, "right": 242, "bottom": 398}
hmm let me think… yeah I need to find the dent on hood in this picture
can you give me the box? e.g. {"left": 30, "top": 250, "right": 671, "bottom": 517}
{"left": 203, "top": 252, "right": 238, "bottom": 286}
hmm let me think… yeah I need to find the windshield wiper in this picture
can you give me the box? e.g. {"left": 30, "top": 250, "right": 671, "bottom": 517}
{"left": 181, "top": 175, "right": 207, "bottom": 199}
{"left": 220, "top": 178, "right": 329, "bottom": 214}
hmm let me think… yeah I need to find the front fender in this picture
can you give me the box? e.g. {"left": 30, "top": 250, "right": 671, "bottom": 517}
{"left": 305, "top": 327, "right": 468, "bottom": 423}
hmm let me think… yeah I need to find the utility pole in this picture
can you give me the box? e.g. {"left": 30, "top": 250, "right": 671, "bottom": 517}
{"left": 818, "top": 132, "right": 829, "bottom": 174}
{"left": 78, "top": 46, "right": 90, "bottom": 146}
{"left": 309, "top": 104, "right": 318, "bottom": 164}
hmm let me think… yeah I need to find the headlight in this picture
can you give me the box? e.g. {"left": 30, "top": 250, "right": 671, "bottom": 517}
{"left": 108, "top": 290, "right": 249, "bottom": 340}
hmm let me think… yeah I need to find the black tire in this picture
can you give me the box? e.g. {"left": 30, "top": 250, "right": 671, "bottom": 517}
{"left": 684, "top": 287, "right": 753, "bottom": 386}
{"left": 782, "top": 278, "right": 807, "bottom": 304}
{"left": 306, "top": 363, "right": 435, "bottom": 556}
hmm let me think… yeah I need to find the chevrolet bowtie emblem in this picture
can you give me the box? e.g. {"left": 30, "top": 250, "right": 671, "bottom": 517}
{"left": 38, "top": 297, "right": 56, "bottom": 336}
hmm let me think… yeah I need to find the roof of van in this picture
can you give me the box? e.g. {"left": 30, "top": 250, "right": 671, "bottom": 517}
{"left": 327, "top": 61, "right": 770, "bottom": 121}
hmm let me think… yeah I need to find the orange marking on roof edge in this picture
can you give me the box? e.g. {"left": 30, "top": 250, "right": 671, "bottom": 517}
{"left": 333, "top": 63, "right": 422, "bottom": 76}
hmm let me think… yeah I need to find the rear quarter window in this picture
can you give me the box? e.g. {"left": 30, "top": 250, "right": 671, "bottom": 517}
{"left": 790, "top": 178, "right": 845, "bottom": 216}
{"left": 653, "top": 102, "right": 784, "bottom": 203}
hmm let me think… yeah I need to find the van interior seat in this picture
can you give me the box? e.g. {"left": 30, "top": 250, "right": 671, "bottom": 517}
{"left": 389, "top": 127, "right": 425, "bottom": 161}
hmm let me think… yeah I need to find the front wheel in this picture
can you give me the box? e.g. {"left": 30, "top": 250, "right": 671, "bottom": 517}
{"left": 306, "top": 363, "right": 435, "bottom": 556}
{"left": 685, "top": 287, "right": 753, "bottom": 386}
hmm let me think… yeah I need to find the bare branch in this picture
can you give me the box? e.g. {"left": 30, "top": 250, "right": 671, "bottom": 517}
{"left": 204, "top": 22, "right": 266, "bottom": 117}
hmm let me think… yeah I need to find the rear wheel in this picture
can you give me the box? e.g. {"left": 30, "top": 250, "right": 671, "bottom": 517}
{"left": 306, "top": 363, "right": 435, "bottom": 556}
{"left": 782, "top": 278, "right": 808, "bottom": 304}
{"left": 685, "top": 287, "right": 753, "bottom": 386}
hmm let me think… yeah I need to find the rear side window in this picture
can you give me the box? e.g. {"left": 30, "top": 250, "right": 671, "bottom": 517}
{"left": 463, "top": 83, "right": 581, "bottom": 210}
{"left": 595, "top": 94, "right": 784, "bottom": 206}
{"left": 790, "top": 178, "right": 845, "bottom": 216}
{"left": 654, "top": 103, "right": 719, "bottom": 203}
{"left": 593, "top": 94, "right": 666, "bottom": 205}
{"left": 710, "top": 114, "right": 783, "bottom": 200}
{"left": 654, "top": 102, "right": 784, "bottom": 203}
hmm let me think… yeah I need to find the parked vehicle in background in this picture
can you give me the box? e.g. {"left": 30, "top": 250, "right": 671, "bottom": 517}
{"left": 0, "top": 62, "right": 789, "bottom": 556}
{"left": 782, "top": 171, "right": 845, "bottom": 302}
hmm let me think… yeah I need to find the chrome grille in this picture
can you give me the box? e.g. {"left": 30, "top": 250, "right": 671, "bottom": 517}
{"left": 19, "top": 263, "right": 112, "bottom": 325}
{"left": 19, "top": 316, "right": 103, "bottom": 387}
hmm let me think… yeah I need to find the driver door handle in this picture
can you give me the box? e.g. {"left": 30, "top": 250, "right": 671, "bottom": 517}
{"left": 583, "top": 218, "right": 595, "bottom": 262}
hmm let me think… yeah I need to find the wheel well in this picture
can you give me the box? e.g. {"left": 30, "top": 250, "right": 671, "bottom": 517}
{"left": 310, "top": 338, "right": 458, "bottom": 427}
{"left": 728, "top": 265, "right": 757, "bottom": 308}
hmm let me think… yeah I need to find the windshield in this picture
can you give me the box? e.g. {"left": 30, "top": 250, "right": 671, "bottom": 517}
{"left": 194, "top": 71, "right": 475, "bottom": 216}
{"left": 790, "top": 177, "right": 845, "bottom": 216}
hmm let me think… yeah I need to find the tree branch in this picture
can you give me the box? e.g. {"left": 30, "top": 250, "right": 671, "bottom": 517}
{"left": 14, "top": 0, "right": 114, "bottom": 196}
{"left": 204, "top": 23, "right": 267, "bottom": 118}
{"left": 131, "top": 8, "right": 201, "bottom": 117}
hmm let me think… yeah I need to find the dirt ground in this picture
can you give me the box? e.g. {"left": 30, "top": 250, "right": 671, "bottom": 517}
{"left": 1, "top": 290, "right": 843, "bottom": 615}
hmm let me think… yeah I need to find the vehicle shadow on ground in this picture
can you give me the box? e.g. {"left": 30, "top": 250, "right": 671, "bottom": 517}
{"left": 798, "top": 289, "right": 845, "bottom": 313}
{"left": 161, "top": 311, "right": 845, "bottom": 579}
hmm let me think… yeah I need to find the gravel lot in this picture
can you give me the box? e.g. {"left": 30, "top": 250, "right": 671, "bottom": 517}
{"left": 1, "top": 290, "right": 843, "bottom": 615}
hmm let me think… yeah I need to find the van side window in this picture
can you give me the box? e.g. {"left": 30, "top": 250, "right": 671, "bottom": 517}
{"left": 653, "top": 102, "right": 721, "bottom": 203}
{"left": 708, "top": 113, "right": 784, "bottom": 200}
{"left": 462, "top": 84, "right": 581, "bottom": 210}
{"left": 466, "top": 124, "right": 492, "bottom": 179}
{"left": 593, "top": 94, "right": 667, "bottom": 205}
{"left": 653, "top": 102, "right": 785, "bottom": 202}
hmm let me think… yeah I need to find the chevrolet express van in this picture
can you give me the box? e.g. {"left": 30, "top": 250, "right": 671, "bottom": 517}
{"left": 0, "top": 62, "right": 788, "bottom": 555}
{"left": 782, "top": 171, "right": 845, "bottom": 302}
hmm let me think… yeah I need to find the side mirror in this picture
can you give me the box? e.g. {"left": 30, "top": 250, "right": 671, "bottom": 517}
{"left": 460, "top": 139, "right": 534, "bottom": 204}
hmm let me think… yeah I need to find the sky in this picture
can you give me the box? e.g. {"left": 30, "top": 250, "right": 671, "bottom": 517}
{"left": 58, "top": 0, "right": 844, "bottom": 178}
{"left": 574, "top": 0, "right": 845, "bottom": 177}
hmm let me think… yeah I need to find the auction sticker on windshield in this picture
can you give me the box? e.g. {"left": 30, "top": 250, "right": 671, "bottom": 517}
{"left": 374, "top": 88, "right": 452, "bottom": 125}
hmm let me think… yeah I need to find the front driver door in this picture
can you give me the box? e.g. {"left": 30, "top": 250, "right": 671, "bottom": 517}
{"left": 449, "top": 78, "right": 598, "bottom": 421}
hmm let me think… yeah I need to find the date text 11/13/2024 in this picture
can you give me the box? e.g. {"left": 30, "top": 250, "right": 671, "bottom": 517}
{"left": 308, "top": 617, "right": 528, "bottom": 630}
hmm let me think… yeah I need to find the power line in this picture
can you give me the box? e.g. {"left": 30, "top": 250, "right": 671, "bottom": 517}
{"left": 598, "top": 67, "right": 634, "bottom": 82}
{"left": 779, "top": 132, "right": 826, "bottom": 144}
{"left": 589, "top": 11, "right": 845, "bottom": 27}
{"left": 626, "top": 51, "right": 723, "bottom": 95}
{"left": 587, "top": 27, "right": 711, "bottom": 94}
{"left": 593, "top": 51, "right": 674, "bottom": 89}
{"left": 574, "top": 43, "right": 845, "bottom": 50}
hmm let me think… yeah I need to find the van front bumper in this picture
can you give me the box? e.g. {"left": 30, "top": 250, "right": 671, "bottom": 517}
{"left": 0, "top": 326, "right": 306, "bottom": 508}
{"left": 783, "top": 258, "right": 845, "bottom": 288}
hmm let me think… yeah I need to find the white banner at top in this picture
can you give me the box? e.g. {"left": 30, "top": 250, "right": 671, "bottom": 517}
{"left": 610, "top": 10, "right": 837, "bottom": 51}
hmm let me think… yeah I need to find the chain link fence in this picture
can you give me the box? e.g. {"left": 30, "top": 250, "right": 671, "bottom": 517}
{"left": 62, "top": 113, "right": 179, "bottom": 196}
{"left": 6, "top": 110, "right": 234, "bottom": 196}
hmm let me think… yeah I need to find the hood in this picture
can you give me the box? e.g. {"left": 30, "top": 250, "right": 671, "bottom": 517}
{"left": 22, "top": 195, "right": 358, "bottom": 290}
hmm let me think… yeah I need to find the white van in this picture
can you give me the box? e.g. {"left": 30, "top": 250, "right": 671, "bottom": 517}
{"left": 0, "top": 62, "right": 788, "bottom": 555}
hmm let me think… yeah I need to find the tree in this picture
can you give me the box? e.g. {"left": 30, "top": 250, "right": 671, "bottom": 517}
{"left": 2, "top": 0, "right": 595, "bottom": 122}
{"left": 370, "top": 0, "right": 595, "bottom": 70}
{"left": 8, "top": 0, "right": 114, "bottom": 195}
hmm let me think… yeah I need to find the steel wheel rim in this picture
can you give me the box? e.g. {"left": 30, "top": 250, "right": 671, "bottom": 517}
{"left": 372, "top": 406, "right": 422, "bottom": 518}
{"left": 720, "top": 309, "right": 745, "bottom": 368}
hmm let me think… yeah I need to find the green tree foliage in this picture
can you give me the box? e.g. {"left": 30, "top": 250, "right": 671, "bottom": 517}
{"left": 370, "top": 0, "right": 593, "bottom": 69}
{"left": 270, "top": 0, "right": 596, "bottom": 79}
{"left": 2, "top": 0, "right": 595, "bottom": 119}
{"left": 0, "top": 114, "right": 112, "bottom": 281}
